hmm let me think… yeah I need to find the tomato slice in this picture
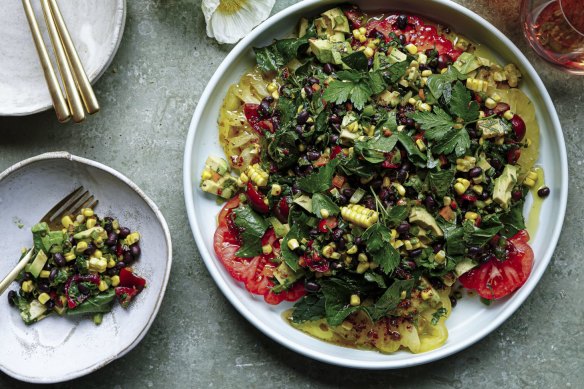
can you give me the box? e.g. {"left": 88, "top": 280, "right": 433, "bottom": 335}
{"left": 459, "top": 230, "right": 534, "bottom": 300}
{"left": 213, "top": 198, "right": 305, "bottom": 304}
{"left": 318, "top": 217, "right": 338, "bottom": 233}
{"left": 243, "top": 103, "right": 274, "bottom": 135}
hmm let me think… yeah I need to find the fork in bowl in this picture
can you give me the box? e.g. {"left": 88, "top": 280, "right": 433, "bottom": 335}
{"left": 0, "top": 187, "right": 98, "bottom": 295}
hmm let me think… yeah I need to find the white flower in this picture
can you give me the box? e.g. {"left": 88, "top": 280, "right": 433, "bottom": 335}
{"left": 202, "top": 0, "right": 276, "bottom": 44}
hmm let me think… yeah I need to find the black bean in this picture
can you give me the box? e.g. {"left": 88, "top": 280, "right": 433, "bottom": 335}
{"left": 437, "top": 54, "right": 453, "bottom": 69}
{"left": 405, "top": 117, "right": 415, "bottom": 127}
{"left": 323, "top": 63, "right": 334, "bottom": 74}
{"left": 305, "top": 281, "right": 321, "bottom": 293}
{"left": 512, "top": 190, "right": 523, "bottom": 201}
{"left": 428, "top": 57, "right": 439, "bottom": 69}
{"left": 131, "top": 244, "right": 141, "bottom": 258}
{"left": 118, "top": 227, "right": 131, "bottom": 239}
{"left": 354, "top": 237, "right": 363, "bottom": 246}
{"left": 433, "top": 243, "right": 443, "bottom": 253}
{"left": 295, "top": 125, "right": 304, "bottom": 135}
{"left": 291, "top": 183, "right": 301, "bottom": 195}
{"left": 45, "top": 300, "right": 55, "bottom": 309}
{"left": 425, "top": 48, "right": 438, "bottom": 58}
{"left": 53, "top": 252, "right": 66, "bottom": 267}
{"left": 332, "top": 228, "right": 344, "bottom": 241}
{"left": 469, "top": 167, "right": 483, "bottom": 178}
{"left": 330, "top": 261, "right": 343, "bottom": 270}
{"left": 396, "top": 170, "right": 407, "bottom": 183}
{"left": 84, "top": 243, "right": 96, "bottom": 256}
{"left": 308, "top": 76, "right": 320, "bottom": 85}
{"left": 23, "top": 272, "right": 32, "bottom": 281}
{"left": 337, "top": 194, "right": 348, "bottom": 205}
{"left": 370, "top": 179, "right": 382, "bottom": 190}
{"left": 404, "top": 260, "right": 417, "bottom": 270}
{"left": 400, "top": 161, "right": 412, "bottom": 172}
{"left": 468, "top": 246, "right": 482, "bottom": 256}
{"left": 342, "top": 188, "right": 355, "bottom": 198}
{"left": 397, "top": 14, "right": 408, "bottom": 30}
{"left": 380, "top": 188, "right": 391, "bottom": 201}
{"left": 309, "top": 228, "right": 319, "bottom": 238}
{"left": 38, "top": 281, "right": 50, "bottom": 293}
{"left": 124, "top": 252, "right": 134, "bottom": 264}
{"left": 259, "top": 99, "right": 271, "bottom": 116}
{"left": 107, "top": 268, "right": 117, "bottom": 277}
{"left": 329, "top": 114, "right": 341, "bottom": 124}
{"left": 49, "top": 268, "right": 59, "bottom": 282}
{"left": 106, "top": 232, "right": 118, "bottom": 246}
{"left": 303, "top": 85, "right": 313, "bottom": 98}
{"left": 362, "top": 197, "right": 375, "bottom": 210}
{"left": 78, "top": 283, "right": 90, "bottom": 295}
{"left": 7, "top": 290, "right": 16, "bottom": 306}
{"left": 306, "top": 151, "right": 321, "bottom": 161}
{"left": 450, "top": 296, "right": 458, "bottom": 308}
{"left": 538, "top": 186, "right": 550, "bottom": 198}
{"left": 396, "top": 222, "right": 410, "bottom": 234}
{"left": 398, "top": 34, "right": 406, "bottom": 45}
{"left": 330, "top": 134, "right": 339, "bottom": 144}
{"left": 303, "top": 165, "right": 314, "bottom": 175}
{"left": 409, "top": 248, "right": 422, "bottom": 257}
{"left": 425, "top": 196, "right": 436, "bottom": 209}
{"left": 297, "top": 110, "right": 309, "bottom": 125}
{"left": 336, "top": 239, "right": 346, "bottom": 251}
{"left": 104, "top": 222, "right": 113, "bottom": 233}
{"left": 115, "top": 262, "right": 126, "bottom": 271}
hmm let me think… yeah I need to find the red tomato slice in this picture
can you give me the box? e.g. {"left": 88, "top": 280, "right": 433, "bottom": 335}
{"left": 243, "top": 103, "right": 274, "bottom": 135}
{"left": 459, "top": 230, "right": 534, "bottom": 300}
{"left": 119, "top": 268, "right": 146, "bottom": 290}
{"left": 318, "top": 217, "right": 338, "bottom": 233}
{"left": 213, "top": 199, "right": 305, "bottom": 304}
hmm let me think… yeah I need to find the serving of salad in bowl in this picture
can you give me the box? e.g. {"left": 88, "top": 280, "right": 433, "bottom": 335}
{"left": 184, "top": 0, "right": 567, "bottom": 368}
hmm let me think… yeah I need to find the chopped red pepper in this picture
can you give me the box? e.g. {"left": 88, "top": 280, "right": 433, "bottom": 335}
{"left": 115, "top": 287, "right": 140, "bottom": 308}
{"left": 119, "top": 268, "right": 147, "bottom": 291}
{"left": 246, "top": 182, "right": 270, "bottom": 214}
{"left": 318, "top": 217, "right": 338, "bottom": 233}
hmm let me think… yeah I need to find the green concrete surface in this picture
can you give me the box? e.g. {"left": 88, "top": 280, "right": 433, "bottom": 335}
{"left": 0, "top": 1, "right": 582, "bottom": 387}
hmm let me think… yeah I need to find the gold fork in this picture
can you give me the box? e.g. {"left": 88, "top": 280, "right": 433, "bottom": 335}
{"left": 0, "top": 187, "right": 98, "bottom": 295}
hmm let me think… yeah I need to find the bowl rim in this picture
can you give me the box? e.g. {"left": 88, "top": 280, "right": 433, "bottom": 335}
{"left": 0, "top": 151, "right": 173, "bottom": 383}
{"left": 0, "top": 0, "right": 127, "bottom": 117}
{"left": 183, "top": 0, "right": 568, "bottom": 369}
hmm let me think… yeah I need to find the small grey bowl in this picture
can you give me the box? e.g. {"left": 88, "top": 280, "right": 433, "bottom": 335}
{"left": 0, "top": 151, "right": 172, "bottom": 383}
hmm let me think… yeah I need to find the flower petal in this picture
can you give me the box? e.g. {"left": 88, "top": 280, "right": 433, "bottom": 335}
{"left": 204, "top": 0, "right": 275, "bottom": 44}
{"left": 201, "top": 0, "right": 221, "bottom": 38}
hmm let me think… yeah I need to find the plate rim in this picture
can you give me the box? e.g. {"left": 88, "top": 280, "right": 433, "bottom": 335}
{"left": 0, "top": 151, "right": 173, "bottom": 383}
{"left": 0, "top": 0, "right": 127, "bottom": 117}
{"left": 183, "top": 0, "right": 568, "bottom": 369}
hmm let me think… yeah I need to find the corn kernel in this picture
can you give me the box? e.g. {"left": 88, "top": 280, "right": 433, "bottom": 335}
{"left": 111, "top": 275, "right": 120, "bottom": 287}
{"left": 358, "top": 253, "right": 368, "bottom": 263}
{"left": 421, "top": 289, "right": 434, "bottom": 300}
{"left": 419, "top": 103, "right": 431, "bottom": 112}
{"left": 404, "top": 240, "right": 413, "bottom": 251}
{"left": 267, "top": 83, "right": 278, "bottom": 93}
{"left": 484, "top": 98, "right": 497, "bottom": 109}
{"left": 408, "top": 97, "right": 417, "bottom": 106}
{"left": 270, "top": 184, "right": 282, "bottom": 196}
{"left": 61, "top": 215, "right": 73, "bottom": 229}
{"left": 38, "top": 293, "right": 50, "bottom": 305}
{"left": 83, "top": 208, "right": 94, "bottom": 218}
{"left": 503, "top": 110, "right": 515, "bottom": 120}
{"left": 322, "top": 244, "right": 335, "bottom": 258}
{"left": 435, "top": 250, "right": 446, "bottom": 264}
{"left": 382, "top": 176, "right": 391, "bottom": 188}
{"left": 346, "top": 244, "right": 358, "bottom": 255}
{"left": 523, "top": 177, "right": 536, "bottom": 187}
{"left": 272, "top": 91, "right": 279, "bottom": 99}
{"left": 393, "top": 183, "right": 406, "bottom": 197}
{"left": 98, "top": 280, "right": 109, "bottom": 292}
{"left": 392, "top": 240, "right": 404, "bottom": 249}
{"left": 441, "top": 68, "right": 448, "bottom": 74}
{"left": 491, "top": 93, "right": 502, "bottom": 102}
{"left": 454, "top": 182, "right": 466, "bottom": 195}
{"left": 330, "top": 252, "right": 341, "bottom": 260}
{"left": 443, "top": 196, "right": 452, "bottom": 206}
{"left": 287, "top": 239, "right": 299, "bottom": 251}
{"left": 39, "top": 270, "right": 50, "bottom": 278}
{"left": 479, "top": 111, "right": 486, "bottom": 118}
{"left": 86, "top": 218, "right": 97, "bottom": 229}
{"left": 405, "top": 43, "right": 418, "bottom": 54}
{"left": 107, "top": 258, "right": 116, "bottom": 268}
{"left": 364, "top": 47, "right": 374, "bottom": 58}
{"left": 239, "top": 172, "right": 249, "bottom": 184}
{"left": 356, "top": 262, "right": 369, "bottom": 274}
{"left": 21, "top": 280, "right": 34, "bottom": 293}
{"left": 465, "top": 211, "right": 479, "bottom": 220}
{"left": 76, "top": 241, "right": 88, "bottom": 253}
{"left": 352, "top": 29, "right": 360, "bottom": 38}
{"left": 416, "top": 138, "right": 427, "bottom": 152}
{"left": 421, "top": 69, "right": 433, "bottom": 77}
{"left": 341, "top": 321, "right": 354, "bottom": 331}
{"left": 124, "top": 232, "right": 140, "bottom": 246}
{"left": 88, "top": 257, "right": 107, "bottom": 273}
{"left": 65, "top": 250, "right": 76, "bottom": 262}
{"left": 358, "top": 35, "right": 367, "bottom": 43}
{"left": 201, "top": 169, "right": 213, "bottom": 180}
{"left": 350, "top": 294, "right": 361, "bottom": 306}
{"left": 472, "top": 185, "right": 484, "bottom": 194}
{"left": 527, "top": 170, "right": 538, "bottom": 180}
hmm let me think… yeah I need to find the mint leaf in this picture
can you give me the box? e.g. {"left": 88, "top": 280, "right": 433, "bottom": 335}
{"left": 354, "top": 134, "right": 398, "bottom": 163}
{"left": 297, "top": 159, "right": 340, "bottom": 193}
{"left": 382, "top": 61, "right": 409, "bottom": 84}
{"left": 321, "top": 279, "right": 364, "bottom": 326}
{"left": 311, "top": 193, "right": 340, "bottom": 218}
{"left": 323, "top": 70, "right": 379, "bottom": 110}
{"left": 449, "top": 81, "right": 479, "bottom": 122}
{"left": 426, "top": 66, "right": 467, "bottom": 99}
{"left": 253, "top": 27, "right": 315, "bottom": 72}
{"left": 428, "top": 168, "right": 455, "bottom": 198}
{"left": 411, "top": 107, "right": 455, "bottom": 141}
{"left": 500, "top": 200, "right": 526, "bottom": 238}
{"left": 342, "top": 51, "right": 369, "bottom": 71}
{"left": 367, "top": 279, "right": 414, "bottom": 321}
{"left": 291, "top": 294, "right": 326, "bottom": 323}
{"left": 233, "top": 205, "right": 269, "bottom": 257}
{"left": 462, "top": 220, "right": 502, "bottom": 247}
{"left": 384, "top": 205, "right": 409, "bottom": 227}
{"left": 397, "top": 132, "right": 427, "bottom": 167}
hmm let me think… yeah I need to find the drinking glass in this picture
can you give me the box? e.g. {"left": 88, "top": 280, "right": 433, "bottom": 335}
{"left": 521, "top": 0, "right": 584, "bottom": 74}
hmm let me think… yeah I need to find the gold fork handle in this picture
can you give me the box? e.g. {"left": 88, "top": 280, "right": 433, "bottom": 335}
{"left": 0, "top": 250, "right": 32, "bottom": 296}
{"left": 21, "top": 0, "right": 70, "bottom": 123}
{"left": 40, "top": 0, "right": 85, "bottom": 123}
{"left": 48, "top": 0, "right": 100, "bottom": 115}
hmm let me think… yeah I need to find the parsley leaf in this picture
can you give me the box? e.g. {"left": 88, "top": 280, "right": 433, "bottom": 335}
{"left": 253, "top": 26, "right": 316, "bottom": 72}
{"left": 342, "top": 51, "right": 369, "bottom": 71}
{"left": 500, "top": 200, "right": 526, "bottom": 238}
{"left": 382, "top": 61, "right": 409, "bottom": 84}
{"left": 432, "top": 127, "right": 471, "bottom": 157}
{"left": 322, "top": 80, "right": 353, "bottom": 106}
{"left": 323, "top": 70, "right": 386, "bottom": 111}
{"left": 397, "top": 132, "right": 427, "bottom": 167}
{"left": 233, "top": 205, "right": 269, "bottom": 257}
{"left": 428, "top": 168, "right": 455, "bottom": 198}
{"left": 449, "top": 81, "right": 480, "bottom": 122}
{"left": 361, "top": 223, "right": 400, "bottom": 274}
{"left": 297, "top": 159, "right": 340, "bottom": 193}
{"left": 321, "top": 279, "right": 364, "bottom": 326}
{"left": 426, "top": 66, "right": 467, "bottom": 99}
{"left": 311, "top": 193, "right": 340, "bottom": 217}
{"left": 354, "top": 134, "right": 398, "bottom": 163}
{"left": 411, "top": 106, "right": 455, "bottom": 141}
{"left": 463, "top": 220, "right": 502, "bottom": 247}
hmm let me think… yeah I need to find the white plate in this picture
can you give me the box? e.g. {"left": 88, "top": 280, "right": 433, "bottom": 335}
{"left": 0, "top": 152, "right": 172, "bottom": 383}
{"left": 0, "top": 0, "right": 126, "bottom": 116}
{"left": 183, "top": 0, "right": 568, "bottom": 369}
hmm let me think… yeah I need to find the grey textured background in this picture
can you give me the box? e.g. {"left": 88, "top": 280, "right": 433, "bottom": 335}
{"left": 0, "top": 1, "right": 582, "bottom": 388}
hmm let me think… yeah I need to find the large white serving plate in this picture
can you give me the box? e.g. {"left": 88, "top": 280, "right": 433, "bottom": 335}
{"left": 0, "top": 152, "right": 172, "bottom": 383}
{"left": 184, "top": 0, "right": 568, "bottom": 369}
{"left": 0, "top": 0, "right": 126, "bottom": 116}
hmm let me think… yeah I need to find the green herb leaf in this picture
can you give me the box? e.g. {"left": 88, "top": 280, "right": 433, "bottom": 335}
{"left": 449, "top": 81, "right": 480, "bottom": 122}
{"left": 268, "top": 131, "right": 299, "bottom": 169}
{"left": 233, "top": 205, "right": 269, "bottom": 257}
{"left": 311, "top": 193, "right": 340, "bottom": 217}
{"left": 381, "top": 61, "right": 409, "bottom": 84}
{"left": 354, "top": 134, "right": 398, "bottom": 163}
{"left": 253, "top": 27, "right": 315, "bottom": 72}
{"left": 342, "top": 51, "right": 369, "bottom": 71}
{"left": 428, "top": 168, "right": 455, "bottom": 198}
{"left": 426, "top": 66, "right": 467, "bottom": 99}
{"left": 281, "top": 224, "right": 302, "bottom": 271}
{"left": 362, "top": 223, "right": 400, "bottom": 274}
{"left": 500, "top": 200, "right": 526, "bottom": 238}
{"left": 291, "top": 293, "right": 326, "bottom": 323}
{"left": 411, "top": 106, "right": 455, "bottom": 141}
{"left": 297, "top": 159, "right": 340, "bottom": 193}
{"left": 431, "top": 307, "right": 448, "bottom": 325}
{"left": 321, "top": 279, "right": 364, "bottom": 326}
{"left": 432, "top": 127, "right": 471, "bottom": 157}
{"left": 367, "top": 279, "right": 414, "bottom": 321}
{"left": 384, "top": 205, "right": 409, "bottom": 227}
{"left": 364, "top": 272, "right": 387, "bottom": 288}
{"left": 397, "top": 132, "right": 427, "bottom": 166}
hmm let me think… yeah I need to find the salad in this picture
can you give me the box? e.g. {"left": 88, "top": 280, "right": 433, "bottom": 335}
{"left": 7, "top": 208, "right": 146, "bottom": 325}
{"left": 199, "top": 5, "right": 548, "bottom": 353}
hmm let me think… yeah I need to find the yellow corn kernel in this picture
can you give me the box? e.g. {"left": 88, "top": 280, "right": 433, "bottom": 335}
{"left": 421, "top": 289, "right": 434, "bottom": 300}
{"left": 107, "top": 258, "right": 116, "bottom": 268}
{"left": 98, "top": 280, "right": 109, "bottom": 292}
{"left": 76, "top": 241, "right": 88, "bottom": 253}
{"left": 358, "top": 27, "right": 366, "bottom": 35}
{"left": 503, "top": 110, "right": 515, "bottom": 120}
{"left": 111, "top": 275, "right": 120, "bottom": 287}
{"left": 239, "top": 172, "right": 249, "bottom": 184}
{"left": 88, "top": 257, "right": 108, "bottom": 273}
{"left": 418, "top": 103, "right": 431, "bottom": 112}
{"left": 358, "top": 35, "right": 367, "bottom": 43}
{"left": 341, "top": 321, "right": 354, "bottom": 331}
{"left": 350, "top": 294, "right": 361, "bottom": 306}
{"left": 435, "top": 250, "right": 446, "bottom": 264}
{"left": 443, "top": 196, "right": 452, "bottom": 206}
{"left": 466, "top": 78, "right": 488, "bottom": 92}
{"left": 267, "top": 83, "right": 278, "bottom": 93}
{"left": 86, "top": 218, "right": 97, "bottom": 229}
{"left": 356, "top": 262, "right": 369, "bottom": 274}
{"left": 408, "top": 97, "right": 417, "bottom": 106}
{"left": 484, "top": 98, "right": 497, "bottom": 109}
{"left": 287, "top": 239, "right": 299, "bottom": 251}
{"left": 270, "top": 184, "right": 282, "bottom": 196}
{"left": 340, "top": 204, "right": 379, "bottom": 228}
{"left": 421, "top": 69, "right": 433, "bottom": 77}
{"left": 38, "top": 292, "right": 51, "bottom": 305}
{"left": 526, "top": 170, "right": 538, "bottom": 181}
{"left": 523, "top": 177, "right": 536, "bottom": 187}
{"left": 346, "top": 244, "right": 358, "bottom": 255}
{"left": 201, "top": 169, "right": 213, "bottom": 180}
{"left": 382, "top": 176, "right": 391, "bottom": 188}
{"left": 472, "top": 185, "right": 484, "bottom": 194}
{"left": 415, "top": 138, "right": 427, "bottom": 152}
{"left": 441, "top": 68, "right": 448, "bottom": 74}
{"left": 404, "top": 240, "right": 413, "bottom": 251}
{"left": 322, "top": 244, "right": 336, "bottom": 258}
{"left": 21, "top": 280, "right": 34, "bottom": 293}
{"left": 319, "top": 209, "right": 330, "bottom": 219}
{"left": 410, "top": 60, "right": 419, "bottom": 69}
{"left": 454, "top": 182, "right": 466, "bottom": 195}
{"left": 82, "top": 208, "right": 94, "bottom": 218}
{"left": 93, "top": 250, "right": 103, "bottom": 259}
{"left": 364, "top": 47, "right": 374, "bottom": 58}
{"left": 491, "top": 92, "right": 502, "bottom": 102}
{"left": 352, "top": 29, "right": 360, "bottom": 38}
{"left": 479, "top": 111, "right": 486, "bottom": 118}
{"left": 39, "top": 270, "right": 51, "bottom": 278}
{"left": 465, "top": 211, "right": 479, "bottom": 220}
{"left": 392, "top": 240, "right": 404, "bottom": 249}
{"left": 358, "top": 253, "right": 368, "bottom": 263}
{"left": 272, "top": 90, "right": 280, "bottom": 100}
{"left": 61, "top": 215, "right": 73, "bottom": 229}
{"left": 330, "top": 252, "right": 341, "bottom": 260}
{"left": 393, "top": 183, "right": 406, "bottom": 197}
{"left": 246, "top": 164, "right": 269, "bottom": 187}
{"left": 65, "top": 250, "right": 76, "bottom": 262}
{"left": 405, "top": 43, "right": 418, "bottom": 54}
{"left": 390, "top": 229, "right": 398, "bottom": 240}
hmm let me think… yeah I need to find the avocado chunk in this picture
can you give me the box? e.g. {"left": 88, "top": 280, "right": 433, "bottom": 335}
{"left": 321, "top": 8, "right": 350, "bottom": 34}
{"left": 201, "top": 174, "right": 238, "bottom": 199}
{"left": 478, "top": 117, "right": 511, "bottom": 139}
{"left": 269, "top": 217, "right": 291, "bottom": 238}
{"left": 409, "top": 207, "right": 444, "bottom": 237}
{"left": 492, "top": 164, "right": 518, "bottom": 209}
{"left": 273, "top": 262, "right": 304, "bottom": 286}
{"left": 387, "top": 48, "right": 408, "bottom": 63}
{"left": 205, "top": 156, "right": 229, "bottom": 175}
{"left": 28, "top": 250, "right": 48, "bottom": 279}
{"left": 453, "top": 52, "right": 482, "bottom": 74}
{"left": 293, "top": 194, "right": 313, "bottom": 213}
{"left": 298, "top": 17, "right": 309, "bottom": 37}
{"left": 455, "top": 258, "right": 478, "bottom": 277}
{"left": 314, "top": 8, "right": 350, "bottom": 41}
{"left": 308, "top": 39, "right": 350, "bottom": 65}
{"left": 73, "top": 226, "right": 105, "bottom": 241}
